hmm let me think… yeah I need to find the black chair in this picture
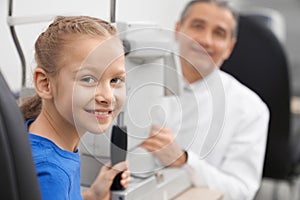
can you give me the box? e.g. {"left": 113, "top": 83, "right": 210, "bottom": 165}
{"left": 221, "top": 15, "right": 293, "bottom": 180}
{"left": 0, "top": 71, "right": 41, "bottom": 199}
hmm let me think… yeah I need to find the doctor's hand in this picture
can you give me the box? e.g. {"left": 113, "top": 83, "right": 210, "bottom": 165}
{"left": 82, "top": 161, "right": 130, "bottom": 200}
{"left": 140, "top": 124, "right": 187, "bottom": 167}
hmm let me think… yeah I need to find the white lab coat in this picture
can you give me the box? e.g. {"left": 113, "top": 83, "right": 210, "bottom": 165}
{"left": 155, "top": 69, "right": 269, "bottom": 200}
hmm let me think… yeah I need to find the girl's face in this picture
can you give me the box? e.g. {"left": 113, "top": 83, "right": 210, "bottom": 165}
{"left": 51, "top": 35, "right": 126, "bottom": 135}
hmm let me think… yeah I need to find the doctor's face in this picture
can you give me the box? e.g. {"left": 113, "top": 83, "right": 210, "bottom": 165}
{"left": 176, "top": 2, "right": 236, "bottom": 69}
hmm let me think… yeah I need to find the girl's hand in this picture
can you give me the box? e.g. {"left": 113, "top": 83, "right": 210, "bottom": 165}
{"left": 82, "top": 161, "right": 130, "bottom": 200}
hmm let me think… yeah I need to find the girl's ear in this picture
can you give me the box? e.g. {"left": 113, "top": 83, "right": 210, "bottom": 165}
{"left": 33, "top": 68, "right": 53, "bottom": 99}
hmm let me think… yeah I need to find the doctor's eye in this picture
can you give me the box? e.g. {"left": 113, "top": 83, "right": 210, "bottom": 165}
{"left": 192, "top": 23, "right": 204, "bottom": 30}
{"left": 214, "top": 28, "right": 227, "bottom": 39}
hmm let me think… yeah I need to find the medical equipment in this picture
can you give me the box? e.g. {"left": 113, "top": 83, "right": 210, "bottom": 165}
{"left": 110, "top": 112, "right": 128, "bottom": 191}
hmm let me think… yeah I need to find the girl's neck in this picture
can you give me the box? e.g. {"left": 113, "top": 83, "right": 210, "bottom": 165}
{"left": 29, "top": 108, "right": 81, "bottom": 152}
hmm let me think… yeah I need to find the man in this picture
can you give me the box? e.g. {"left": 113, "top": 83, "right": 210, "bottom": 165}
{"left": 140, "top": 1, "right": 270, "bottom": 199}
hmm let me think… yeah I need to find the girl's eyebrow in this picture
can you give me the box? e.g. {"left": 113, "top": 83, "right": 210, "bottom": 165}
{"left": 73, "top": 65, "right": 126, "bottom": 77}
{"left": 73, "top": 65, "right": 101, "bottom": 74}
{"left": 113, "top": 72, "right": 126, "bottom": 76}
{"left": 113, "top": 68, "right": 126, "bottom": 75}
{"left": 110, "top": 64, "right": 126, "bottom": 75}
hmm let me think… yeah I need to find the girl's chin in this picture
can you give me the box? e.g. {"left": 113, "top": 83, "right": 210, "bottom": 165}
{"left": 75, "top": 117, "right": 114, "bottom": 134}
{"left": 75, "top": 125, "right": 110, "bottom": 135}
{"left": 90, "top": 125, "right": 110, "bottom": 134}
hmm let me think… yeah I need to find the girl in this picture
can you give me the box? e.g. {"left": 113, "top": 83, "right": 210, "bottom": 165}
{"left": 20, "top": 16, "right": 129, "bottom": 200}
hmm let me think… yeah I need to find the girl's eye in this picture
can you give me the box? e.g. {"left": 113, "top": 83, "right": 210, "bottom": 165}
{"left": 111, "top": 77, "right": 125, "bottom": 85}
{"left": 81, "top": 76, "right": 97, "bottom": 84}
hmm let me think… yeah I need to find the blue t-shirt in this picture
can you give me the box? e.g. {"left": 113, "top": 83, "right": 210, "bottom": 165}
{"left": 26, "top": 119, "right": 82, "bottom": 200}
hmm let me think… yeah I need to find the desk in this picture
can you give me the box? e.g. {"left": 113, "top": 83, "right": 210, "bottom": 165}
{"left": 173, "top": 187, "right": 223, "bottom": 200}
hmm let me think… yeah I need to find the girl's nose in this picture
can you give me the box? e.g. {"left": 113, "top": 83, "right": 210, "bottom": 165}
{"left": 95, "top": 83, "right": 114, "bottom": 105}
